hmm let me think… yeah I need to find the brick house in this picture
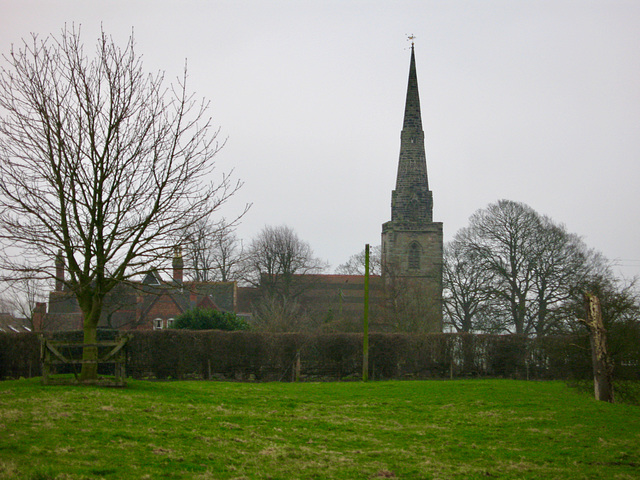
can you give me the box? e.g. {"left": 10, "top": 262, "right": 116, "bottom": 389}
{"left": 36, "top": 251, "right": 237, "bottom": 332}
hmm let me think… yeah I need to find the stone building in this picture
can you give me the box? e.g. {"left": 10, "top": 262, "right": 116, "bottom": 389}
{"left": 381, "top": 44, "right": 443, "bottom": 332}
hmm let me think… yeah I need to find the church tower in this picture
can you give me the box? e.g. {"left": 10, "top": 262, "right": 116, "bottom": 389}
{"left": 381, "top": 43, "right": 443, "bottom": 332}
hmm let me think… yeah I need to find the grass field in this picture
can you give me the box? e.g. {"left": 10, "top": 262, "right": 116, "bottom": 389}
{"left": 0, "top": 378, "right": 638, "bottom": 479}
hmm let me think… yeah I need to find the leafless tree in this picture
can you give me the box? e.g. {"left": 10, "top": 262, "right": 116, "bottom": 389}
{"left": 567, "top": 265, "right": 639, "bottom": 332}
{"left": 528, "top": 219, "right": 596, "bottom": 335}
{"left": 245, "top": 225, "right": 328, "bottom": 298}
{"left": 0, "top": 278, "right": 47, "bottom": 328}
{"left": 443, "top": 237, "right": 495, "bottom": 333}
{"left": 335, "top": 245, "right": 382, "bottom": 276}
{"left": 250, "top": 295, "right": 314, "bottom": 333}
{"left": 462, "top": 200, "right": 542, "bottom": 335}
{"left": 376, "top": 258, "right": 443, "bottom": 333}
{"left": 568, "top": 271, "right": 640, "bottom": 394}
{"left": 245, "top": 225, "right": 328, "bottom": 331}
{"left": 182, "top": 218, "right": 247, "bottom": 282}
{"left": 0, "top": 27, "right": 242, "bottom": 380}
{"left": 455, "top": 200, "right": 602, "bottom": 336}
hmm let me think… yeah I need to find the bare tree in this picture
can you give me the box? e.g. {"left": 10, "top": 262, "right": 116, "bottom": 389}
{"left": 0, "top": 27, "right": 242, "bottom": 380}
{"left": 462, "top": 200, "right": 541, "bottom": 335}
{"left": 528, "top": 220, "right": 596, "bottom": 335}
{"left": 0, "top": 278, "right": 47, "bottom": 328}
{"left": 182, "top": 218, "right": 247, "bottom": 282}
{"left": 245, "top": 225, "right": 328, "bottom": 298}
{"left": 251, "top": 295, "right": 313, "bottom": 333}
{"left": 567, "top": 264, "right": 639, "bottom": 333}
{"left": 245, "top": 225, "right": 328, "bottom": 331}
{"left": 443, "top": 237, "right": 495, "bottom": 333}
{"left": 336, "top": 245, "right": 382, "bottom": 276}
{"left": 454, "top": 200, "right": 602, "bottom": 336}
{"left": 380, "top": 273, "right": 442, "bottom": 333}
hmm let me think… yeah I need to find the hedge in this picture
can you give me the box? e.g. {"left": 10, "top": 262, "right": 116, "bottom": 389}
{"left": 0, "top": 330, "right": 613, "bottom": 381}
{"left": 0, "top": 332, "right": 41, "bottom": 379}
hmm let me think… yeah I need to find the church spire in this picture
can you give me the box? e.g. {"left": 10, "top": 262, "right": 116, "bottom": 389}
{"left": 380, "top": 40, "right": 444, "bottom": 332}
{"left": 382, "top": 37, "right": 443, "bottom": 332}
{"left": 391, "top": 43, "right": 432, "bottom": 224}
{"left": 403, "top": 44, "right": 423, "bottom": 131}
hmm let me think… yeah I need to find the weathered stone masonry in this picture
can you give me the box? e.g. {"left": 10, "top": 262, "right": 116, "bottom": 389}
{"left": 381, "top": 44, "right": 444, "bottom": 331}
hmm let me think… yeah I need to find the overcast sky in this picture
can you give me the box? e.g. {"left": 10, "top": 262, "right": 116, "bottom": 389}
{"left": 2, "top": 1, "right": 639, "bottom": 279}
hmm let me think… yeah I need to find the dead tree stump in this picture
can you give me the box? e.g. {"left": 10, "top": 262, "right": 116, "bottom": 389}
{"left": 580, "top": 293, "right": 614, "bottom": 403}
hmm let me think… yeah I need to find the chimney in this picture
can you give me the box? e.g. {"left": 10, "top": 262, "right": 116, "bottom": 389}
{"left": 55, "top": 250, "right": 64, "bottom": 291}
{"left": 32, "top": 302, "right": 47, "bottom": 331}
{"left": 173, "top": 246, "right": 184, "bottom": 283}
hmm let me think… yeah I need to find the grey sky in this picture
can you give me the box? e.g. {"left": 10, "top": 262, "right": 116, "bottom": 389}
{"left": 2, "top": 1, "right": 639, "bottom": 279}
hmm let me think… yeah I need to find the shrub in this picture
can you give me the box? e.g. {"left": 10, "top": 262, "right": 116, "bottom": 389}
{"left": 0, "top": 332, "right": 40, "bottom": 379}
{"left": 172, "top": 309, "right": 250, "bottom": 331}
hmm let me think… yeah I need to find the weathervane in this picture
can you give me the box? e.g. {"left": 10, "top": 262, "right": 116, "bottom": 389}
{"left": 407, "top": 34, "right": 416, "bottom": 46}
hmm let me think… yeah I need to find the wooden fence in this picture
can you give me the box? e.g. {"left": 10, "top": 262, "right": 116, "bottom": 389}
{"left": 40, "top": 334, "right": 131, "bottom": 386}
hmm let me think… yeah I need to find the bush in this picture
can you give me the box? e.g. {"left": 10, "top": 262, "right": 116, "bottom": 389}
{"left": 0, "top": 332, "right": 40, "bottom": 379}
{"left": 172, "top": 309, "right": 250, "bottom": 331}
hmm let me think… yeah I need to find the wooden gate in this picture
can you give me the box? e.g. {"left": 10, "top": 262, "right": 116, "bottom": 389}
{"left": 40, "top": 334, "right": 131, "bottom": 387}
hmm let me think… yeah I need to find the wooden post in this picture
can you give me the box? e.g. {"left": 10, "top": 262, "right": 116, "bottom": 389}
{"left": 580, "top": 293, "right": 614, "bottom": 403}
{"left": 295, "top": 350, "right": 301, "bottom": 382}
{"left": 363, "top": 244, "right": 370, "bottom": 382}
{"left": 40, "top": 336, "right": 50, "bottom": 385}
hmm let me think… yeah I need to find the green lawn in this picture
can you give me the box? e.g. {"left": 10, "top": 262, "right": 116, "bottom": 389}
{"left": 0, "top": 378, "right": 638, "bottom": 479}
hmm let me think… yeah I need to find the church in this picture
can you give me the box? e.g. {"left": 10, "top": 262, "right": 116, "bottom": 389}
{"left": 35, "top": 45, "right": 443, "bottom": 333}
{"left": 380, "top": 42, "right": 443, "bottom": 332}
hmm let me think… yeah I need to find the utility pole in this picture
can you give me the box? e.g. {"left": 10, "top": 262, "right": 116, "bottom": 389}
{"left": 363, "top": 244, "right": 370, "bottom": 381}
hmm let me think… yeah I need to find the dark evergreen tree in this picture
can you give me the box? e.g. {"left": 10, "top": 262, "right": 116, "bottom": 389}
{"left": 172, "top": 309, "right": 250, "bottom": 331}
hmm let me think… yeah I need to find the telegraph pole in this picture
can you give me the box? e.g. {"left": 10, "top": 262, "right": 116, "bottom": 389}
{"left": 363, "top": 244, "right": 370, "bottom": 381}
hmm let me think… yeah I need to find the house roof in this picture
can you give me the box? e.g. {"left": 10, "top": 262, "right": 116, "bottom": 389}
{"left": 0, "top": 313, "right": 32, "bottom": 333}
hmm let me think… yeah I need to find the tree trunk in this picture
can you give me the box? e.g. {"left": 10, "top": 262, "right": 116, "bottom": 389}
{"left": 79, "top": 299, "right": 102, "bottom": 381}
{"left": 79, "top": 320, "right": 99, "bottom": 381}
{"left": 581, "top": 293, "right": 614, "bottom": 403}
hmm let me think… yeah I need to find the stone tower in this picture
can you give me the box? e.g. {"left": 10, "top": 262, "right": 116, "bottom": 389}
{"left": 381, "top": 44, "right": 443, "bottom": 332}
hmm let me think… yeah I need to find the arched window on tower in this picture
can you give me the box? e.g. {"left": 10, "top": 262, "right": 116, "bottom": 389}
{"left": 408, "top": 242, "right": 421, "bottom": 270}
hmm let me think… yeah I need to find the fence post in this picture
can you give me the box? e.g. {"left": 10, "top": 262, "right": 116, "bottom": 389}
{"left": 363, "top": 244, "right": 370, "bottom": 382}
{"left": 40, "top": 336, "right": 50, "bottom": 385}
{"left": 295, "top": 350, "right": 301, "bottom": 382}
